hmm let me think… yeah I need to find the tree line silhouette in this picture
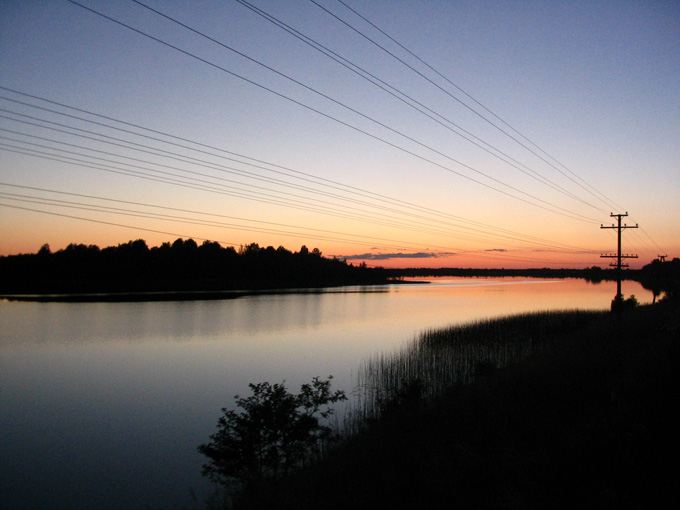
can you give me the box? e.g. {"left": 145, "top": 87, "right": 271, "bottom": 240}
{"left": 384, "top": 266, "right": 626, "bottom": 282}
{"left": 637, "top": 257, "right": 680, "bottom": 301}
{"left": 0, "top": 239, "right": 388, "bottom": 295}
{"left": 2, "top": 239, "right": 676, "bottom": 300}
{"left": 386, "top": 259, "right": 679, "bottom": 297}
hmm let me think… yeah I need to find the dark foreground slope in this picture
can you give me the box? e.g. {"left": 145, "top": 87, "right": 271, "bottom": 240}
{"left": 245, "top": 301, "right": 680, "bottom": 510}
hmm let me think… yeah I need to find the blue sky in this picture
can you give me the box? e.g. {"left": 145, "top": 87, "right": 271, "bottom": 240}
{"left": 1, "top": 0, "right": 678, "bottom": 268}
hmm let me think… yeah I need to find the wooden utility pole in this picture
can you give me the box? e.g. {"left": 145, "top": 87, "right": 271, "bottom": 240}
{"left": 600, "top": 212, "right": 638, "bottom": 300}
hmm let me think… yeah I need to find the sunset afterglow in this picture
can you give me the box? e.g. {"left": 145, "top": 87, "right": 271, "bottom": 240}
{"left": 1, "top": 1, "right": 678, "bottom": 269}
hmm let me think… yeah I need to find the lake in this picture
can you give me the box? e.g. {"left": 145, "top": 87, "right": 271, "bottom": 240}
{"left": 0, "top": 277, "right": 652, "bottom": 509}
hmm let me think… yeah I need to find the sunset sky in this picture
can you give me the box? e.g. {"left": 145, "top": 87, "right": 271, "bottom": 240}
{"left": 1, "top": 0, "right": 678, "bottom": 269}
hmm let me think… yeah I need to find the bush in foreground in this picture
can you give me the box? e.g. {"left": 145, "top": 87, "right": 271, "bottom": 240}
{"left": 198, "top": 377, "right": 346, "bottom": 503}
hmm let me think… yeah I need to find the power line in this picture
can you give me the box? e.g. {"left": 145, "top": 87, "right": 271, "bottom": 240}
{"left": 230, "top": 0, "right": 607, "bottom": 214}
{"left": 61, "top": 0, "right": 602, "bottom": 224}
{"left": 0, "top": 202, "right": 241, "bottom": 248}
{"left": 2, "top": 113, "right": 451, "bottom": 217}
{"left": 3, "top": 137, "right": 594, "bottom": 255}
{"left": 0, "top": 110, "right": 607, "bottom": 252}
{"left": 254, "top": 1, "right": 666, "bottom": 261}
{"left": 2, "top": 86, "right": 482, "bottom": 224}
{"left": 0, "top": 193, "right": 432, "bottom": 252}
{"left": 0, "top": 90, "right": 596, "bottom": 253}
{"left": 0, "top": 89, "right": 597, "bottom": 247}
{"left": 0, "top": 199, "right": 595, "bottom": 267}
{"left": 133, "top": 0, "right": 606, "bottom": 221}
{"left": 0, "top": 91, "right": 516, "bottom": 237}
{"left": 325, "top": 0, "right": 625, "bottom": 212}
{"left": 1, "top": 135, "right": 432, "bottom": 229}
{"left": 1, "top": 4, "right": 664, "bottom": 269}
{"left": 0, "top": 183, "right": 484, "bottom": 252}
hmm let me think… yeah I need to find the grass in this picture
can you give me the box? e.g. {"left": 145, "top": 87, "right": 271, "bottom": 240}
{"left": 223, "top": 301, "right": 680, "bottom": 509}
{"left": 351, "top": 310, "right": 605, "bottom": 426}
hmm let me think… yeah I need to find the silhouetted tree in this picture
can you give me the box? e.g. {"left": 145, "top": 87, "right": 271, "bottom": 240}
{"left": 200, "top": 240, "right": 222, "bottom": 252}
{"left": 0, "top": 238, "right": 391, "bottom": 294}
{"left": 584, "top": 265, "right": 604, "bottom": 283}
{"left": 611, "top": 293, "right": 639, "bottom": 313}
{"left": 198, "top": 377, "right": 346, "bottom": 492}
{"left": 640, "top": 258, "right": 680, "bottom": 301}
{"left": 239, "top": 243, "right": 261, "bottom": 256}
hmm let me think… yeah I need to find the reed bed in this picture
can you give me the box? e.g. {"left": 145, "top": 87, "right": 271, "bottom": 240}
{"left": 351, "top": 309, "right": 605, "bottom": 426}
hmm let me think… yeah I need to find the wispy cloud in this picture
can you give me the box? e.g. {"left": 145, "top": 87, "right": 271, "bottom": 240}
{"left": 485, "top": 248, "right": 508, "bottom": 252}
{"left": 530, "top": 249, "right": 602, "bottom": 255}
{"left": 340, "top": 251, "right": 456, "bottom": 261}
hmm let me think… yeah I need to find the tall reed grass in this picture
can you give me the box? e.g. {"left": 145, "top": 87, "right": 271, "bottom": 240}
{"left": 350, "top": 309, "right": 605, "bottom": 427}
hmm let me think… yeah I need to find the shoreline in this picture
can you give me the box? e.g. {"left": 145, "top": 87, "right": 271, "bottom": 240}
{"left": 0, "top": 279, "right": 425, "bottom": 303}
{"left": 232, "top": 300, "right": 680, "bottom": 509}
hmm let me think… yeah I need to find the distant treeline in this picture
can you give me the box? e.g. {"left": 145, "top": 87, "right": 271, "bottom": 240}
{"left": 0, "top": 239, "right": 389, "bottom": 295}
{"left": 2, "top": 239, "right": 677, "bottom": 299}
{"left": 384, "top": 258, "right": 680, "bottom": 300}
{"left": 636, "top": 257, "right": 680, "bottom": 300}
{"left": 384, "top": 266, "right": 622, "bottom": 281}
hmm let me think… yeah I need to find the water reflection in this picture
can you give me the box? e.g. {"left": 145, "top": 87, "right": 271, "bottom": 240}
{"left": 0, "top": 277, "right": 653, "bottom": 510}
{"left": 1, "top": 278, "right": 653, "bottom": 347}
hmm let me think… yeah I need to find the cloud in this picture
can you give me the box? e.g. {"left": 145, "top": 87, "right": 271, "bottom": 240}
{"left": 340, "top": 252, "right": 456, "bottom": 261}
{"left": 485, "top": 248, "right": 508, "bottom": 252}
{"left": 530, "top": 249, "right": 601, "bottom": 255}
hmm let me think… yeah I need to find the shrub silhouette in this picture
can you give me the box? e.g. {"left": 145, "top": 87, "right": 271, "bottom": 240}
{"left": 198, "top": 377, "right": 346, "bottom": 490}
{"left": 611, "top": 293, "right": 638, "bottom": 313}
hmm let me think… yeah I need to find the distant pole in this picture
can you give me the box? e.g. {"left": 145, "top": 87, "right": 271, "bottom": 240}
{"left": 600, "top": 212, "right": 638, "bottom": 300}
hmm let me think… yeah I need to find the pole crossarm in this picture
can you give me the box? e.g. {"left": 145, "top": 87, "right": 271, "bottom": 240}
{"left": 600, "top": 212, "right": 638, "bottom": 300}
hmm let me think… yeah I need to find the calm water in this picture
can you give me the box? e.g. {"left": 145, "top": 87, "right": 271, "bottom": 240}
{"left": 0, "top": 278, "right": 652, "bottom": 509}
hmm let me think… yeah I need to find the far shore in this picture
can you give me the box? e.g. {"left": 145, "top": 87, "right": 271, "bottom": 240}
{"left": 0, "top": 271, "right": 644, "bottom": 303}
{"left": 0, "top": 279, "right": 425, "bottom": 303}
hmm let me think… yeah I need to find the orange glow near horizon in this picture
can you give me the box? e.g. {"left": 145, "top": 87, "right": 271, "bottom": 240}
{"left": 1, "top": 219, "right": 671, "bottom": 271}
{"left": 1, "top": 2, "right": 677, "bottom": 271}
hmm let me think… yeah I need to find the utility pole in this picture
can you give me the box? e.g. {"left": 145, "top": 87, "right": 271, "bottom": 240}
{"left": 600, "top": 212, "right": 638, "bottom": 301}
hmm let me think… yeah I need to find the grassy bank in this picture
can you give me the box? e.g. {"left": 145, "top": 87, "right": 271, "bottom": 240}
{"left": 351, "top": 310, "right": 607, "bottom": 426}
{"left": 235, "top": 301, "right": 679, "bottom": 509}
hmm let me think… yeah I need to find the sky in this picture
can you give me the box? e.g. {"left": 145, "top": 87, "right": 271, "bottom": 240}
{"left": 0, "top": 0, "right": 678, "bottom": 269}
